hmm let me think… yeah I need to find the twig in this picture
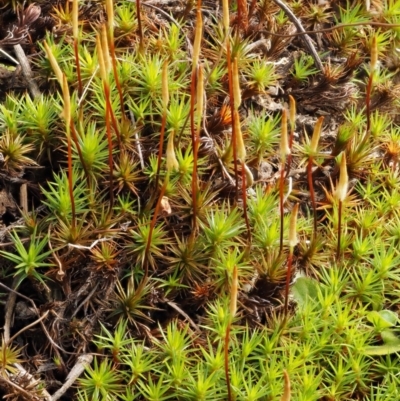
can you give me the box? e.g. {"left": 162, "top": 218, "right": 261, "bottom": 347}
{"left": 271, "top": 0, "right": 323, "bottom": 71}
{"left": 3, "top": 277, "right": 19, "bottom": 344}
{"left": 50, "top": 354, "right": 93, "bottom": 401}
{"left": 164, "top": 298, "right": 201, "bottom": 332}
{"left": 0, "top": 282, "right": 75, "bottom": 355}
{"left": 13, "top": 44, "right": 41, "bottom": 98}
{"left": 0, "top": 374, "right": 44, "bottom": 401}
{"left": 19, "top": 183, "right": 28, "bottom": 213}
{"left": 7, "top": 311, "right": 50, "bottom": 346}
{"left": 0, "top": 48, "right": 19, "bottom": 64}
{"left": 70, "top": 283, "right": 99, "bottom": 319}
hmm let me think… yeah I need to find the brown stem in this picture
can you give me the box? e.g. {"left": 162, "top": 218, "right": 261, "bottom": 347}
{"left": 227, "top": 43, "right": 239, "bottom": 197}
{"left": 190, "top": 68, "right": 198, "bottom": 232}
{"left": 336, "top": 200, "right": 342, "bottom": 261}
{"left": 70, "top": 121, "right": 90, "bottom": 188}
{"left": 141, "top": 177, "right": 168, "bottom": 291}
{"left": 110, "top": 40, "right": 126, "bottom": 131}
{"left": 136, "top": 0, "right": 144, "bottom": 54}
{"left": 155, "top": 112, "right": 167, "bottom": 190}
{"left": 104, "top": 85, "right": 121, "bottom": 145}
{"left": 241, "top": 160, "right": 251, "bottom": 243}
{"left": 279, "top": 166, "right": 285, "bottom": 254}
{"left": 224, "top": 321, "right": 232, "bottom": 401}
{"left": 365, "top": 73, "right": 373, "bottom": 135}
{"left": 307, "top": 158, "right": 317, "bottom": 237}
{"left": 104, "top": 83, "right": 114, "bottom": 212}
{"left": 284, "top": 248, "right": 293, "bottom": 317}
{"left": 73, "top": 39, "right": 83, "bottom": 97}
{"left": 67, "top": 124, "right": 76, "bottom": 229}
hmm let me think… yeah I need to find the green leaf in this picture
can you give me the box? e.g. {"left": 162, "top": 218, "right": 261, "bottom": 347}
{"left": 381, "top": 330, "right": 400, "bottom": 346}
{"left": 367, "top": 310, "right": 398, "bottom": 329}
{"left": 292, "top": 277, "right": 319, "bottom": 307}
{"left": 364, "top": 343, "right": 400, "bottom": 356}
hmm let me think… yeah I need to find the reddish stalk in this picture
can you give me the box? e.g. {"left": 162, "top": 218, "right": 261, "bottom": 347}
{"left": 70, "top": 121, "right": 90, "bottom": 188}
{"left": 62, "top": 75, "right": 76, "bottom": 230}
{"left": 155, "top": 112, "right": 167, "bottom": 189}
{"left": 307, "top": 158, "right": 317, "bottom": 236}
{"left": 279, "top": 110, "right": 289, "bottom": 254}
{"left": 104, "top": 86, "right": 121, "bottom": 145}
{"left": 241, "top": 161, "right": 251, "bottom": 242}
{"left": 136, "top": 0, "right": 144, "bottom": 54}
{"left": 284, "top": 248, "right": 293, "bottom": 317}
{"left": 73, "top": 40, "right": 83, "bottom": 98}
{"left": 236, "top": 0, "right": 249, "bottom": 32}
{"left": 104, "top": 83, "right": 114, "bottom": 211}
{"left": 365, "top": 74, "right": 373, "bottom": 135}
{"left": 286, "top": 95, "right": 296, "bottom": 176}
{"left": 335, "top": 153, "right": 348, "bottom": 262}
{"left": 284, "top": 203, "right": 298, "bottom": 318}
{"left": 155, "top": 62, "right": 169, "bottom": 192}
{"left": 66, "top": 126, "right": 76, "bottom": 230}
{"left": 307, "top": 116, "right": 323, "bottom": 238}
{"left": 190, "top": 68, "right": 199, "bottom": 231}
{"left": 140, "top": 178, "right": 168, "bottom": 291}
{"left": 227, "top": 45, "right": 239, "bottom": 196}
{"left": 109, "top": 42, "right": 126, "bottom": 125}
{"left": 279, "top": 167, "right": 285, "bottom": 254}
{"left": 224, "top": 265, "right": 238, "bottom": 401}
{"left": 224, "top": 323, "right": 233, "bottom": 401}
{"left": 366, "top": 36, "right": 377, "bottom": 135}
{"left": 336, "top": 200, "right": 342, "bottom": 261}
{"left": 190, "top": 2, "right": 203, "bottom": 232}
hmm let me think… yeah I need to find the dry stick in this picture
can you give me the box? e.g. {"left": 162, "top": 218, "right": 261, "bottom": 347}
{"left": 3, "top": 277, "right": 19, "bottom": 344}
{"left": 0, "top": 374, "right": 45, "bottom": 401}
{"left": 50, "top": 354, "right": 93, "bottom": 401}
{"left": 7, "top": 311, "right": 50, "bottom": 346}
{"left": 164, "top": 298, "right": 201, "bottom": 333}
{"left": 2, "top": 291, "right": 52, "bottom": 401}
{"left": 262, "top": 21, "right": 400, "bottom": 38}
{"left": 19, "top": 183, "right": 28, "bottom": 214}
{"left": 271, "top": 0, "right": 323, "bottom": 71}
{"left": 13, "top": 44, "right": 40, "bottom": 98}
{"left": 0, "top": 282, "right": 74, "bottom": 356}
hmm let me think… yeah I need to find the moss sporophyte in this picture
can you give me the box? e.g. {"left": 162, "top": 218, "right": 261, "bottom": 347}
{"left": 1, "top": 0, "right": 400, "bottom": 400}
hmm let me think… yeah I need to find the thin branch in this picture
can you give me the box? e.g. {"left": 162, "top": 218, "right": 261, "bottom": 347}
{"left": 271, "top": 0, "right": 323, "bottom": 71}
{"left": 50, "top": 354, "right": 93, "bottom": 401}
{"left": 13, "top": 44, "right": 41, "bottom": 98}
